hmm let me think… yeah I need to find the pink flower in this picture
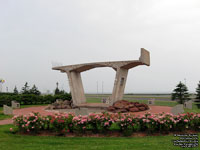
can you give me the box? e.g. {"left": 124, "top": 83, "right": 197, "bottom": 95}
{"left": 104, "top": 122, "right": 109, "bottom": 126}
{"left": 128, "top": 118, "right": 132, "bottom": 122}
{"left": 184, "top": 119, "right": 188, "bottom": 123}
{"left": 10, "top": 128, "right": 13, "bottom": 132}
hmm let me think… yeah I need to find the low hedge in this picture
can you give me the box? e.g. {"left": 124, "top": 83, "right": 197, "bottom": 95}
{"left": 12, "top": 112, "right": 200, "bottom": 136}
{"left": 0, "top": 93, "right": 71, "bottom": 106}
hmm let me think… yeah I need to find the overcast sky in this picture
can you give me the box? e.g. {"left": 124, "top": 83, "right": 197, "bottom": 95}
{"left": 1, "top": 0, "right": 200, "bottom": 94}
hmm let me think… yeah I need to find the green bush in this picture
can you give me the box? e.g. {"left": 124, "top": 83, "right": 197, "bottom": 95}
{"left": 0, "top": 93, "right": 71, "bottom": 106}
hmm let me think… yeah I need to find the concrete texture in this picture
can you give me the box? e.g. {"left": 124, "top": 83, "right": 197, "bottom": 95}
{"left": 3, "top": 105, "right": 13, "bottom": 115}
{"left": 148, "top": 99, "right": 155, "bottom": 105}
{"left": 53, "top": 48, "right": 150, "bottom": 106}
{"left": 184, "top": 100, "right": 193, "bottom": 109}
{"left": 171, "top": 104, "right": 184, "bottom": 115}
{"left": 11, "top": 101, "right": 20, "bottom": 109}
{"left": 75, "top": 108, "right": 89, "bottom": 116}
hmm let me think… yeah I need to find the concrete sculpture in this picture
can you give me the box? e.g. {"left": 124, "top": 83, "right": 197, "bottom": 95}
{"left": 52, "top": 48, "right": 150, "bottom": 106}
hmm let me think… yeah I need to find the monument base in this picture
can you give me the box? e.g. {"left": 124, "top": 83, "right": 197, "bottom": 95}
{"left": 76, "top": 103, "right": 109, "bottom": 110}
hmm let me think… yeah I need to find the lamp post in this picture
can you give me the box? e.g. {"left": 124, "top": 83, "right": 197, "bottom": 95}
{"left": 0, "top": 79, "right": 5, "bottom": 93}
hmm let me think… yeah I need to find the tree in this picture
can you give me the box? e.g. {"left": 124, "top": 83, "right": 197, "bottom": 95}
{"left": 30, "top": 84, "right": 41, "bottom": 95}
{"left": 195, "top": 81, "right": 200, "bottom": 101}
{"left": 54, "top": 82, "right": 61, "bottom": 95}
{"left": 21, "top": 82, "right": 30, "bottom": 94}
{"left": 171, "top": 81, "right": 190, "bottom": 104}
{"left": 13, "top": 86, "right": 18, "bottom": 94}
{"left": 54, "top": 82, "right": 66, "bottom": 95}
{"left": 55, "top": 87, "right": 60, "bottom": 95}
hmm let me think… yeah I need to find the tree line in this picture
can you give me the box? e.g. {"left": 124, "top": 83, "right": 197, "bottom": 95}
{"left": 171, "top": 81, "right": 200, "bottom": 104}
{"left": 0, "top": 82, "right": 71, "bottom": 106}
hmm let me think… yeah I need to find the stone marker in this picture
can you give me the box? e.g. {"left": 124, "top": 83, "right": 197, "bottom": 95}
{"left": 105, "top": 97, "right": 111, "bottom": 105}
{"left": 148, "top": 99, "right": 155, "bottom": 105}
{"left": 3, "top": 105, "right": 13, "bottom": 115}
{"left": 101, "top": 98, "right": 106, "bottom": 103}
{"left": 11, "top": 101, "right": 20, "bottom": 109}
{"left": 171, "top": 104, "right": 184, "bottom": 115}
{"left": 75, "top": 108, "right": 89, "bottom": 116}
{"left": 184, "top": 100, "right": 193, "bottom": 109}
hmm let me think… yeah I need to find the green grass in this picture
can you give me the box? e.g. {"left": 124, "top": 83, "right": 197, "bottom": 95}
{"left": 0, "top": 107, "right": 12, "bottom": 120}
{"left": 19, "top": 104, "right": 48, "bottom": 109}
{"left": 86, "top": 97, "right": 102, "bottom": 103}
{"left": 0, "top": 124, "right": 199, "bottom": 150}
{"left": 0, "top": 113, "right": 12, "bottom": 120}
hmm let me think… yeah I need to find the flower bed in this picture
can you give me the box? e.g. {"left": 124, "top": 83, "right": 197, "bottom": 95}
{"left": 12, "top": 112, "right": 200, "bottom": 136}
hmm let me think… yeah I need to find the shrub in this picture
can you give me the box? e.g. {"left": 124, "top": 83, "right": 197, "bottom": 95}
{"left": 72, "top": 115, "right": 88, "bottom": 133}
{"left": 13, "top": 112, "right": 44, "bottom": 133}
{"left": 0, "top": 93, "right": 71, "bottom": 106}
{"left": 12, "top": 112, "right": 200, "bottom": 135}
{"left": 49, "top": 113, "right": 74, "bottom": 134}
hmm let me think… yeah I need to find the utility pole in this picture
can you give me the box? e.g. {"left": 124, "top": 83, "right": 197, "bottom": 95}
{"left": 96, "top": 81, "right": 98, "bottom": 95}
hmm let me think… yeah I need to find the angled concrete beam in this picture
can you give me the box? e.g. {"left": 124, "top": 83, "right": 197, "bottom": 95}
{"left": 67, "top": 71, "right": 86, "bottom": 105}
{"left": 52, "top": 48, "right": 150, "bottom": 106}
{"left": 111, "top": 68, "right": 128, "bottom": 104}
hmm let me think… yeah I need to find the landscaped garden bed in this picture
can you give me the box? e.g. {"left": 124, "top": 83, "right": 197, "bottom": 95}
{"left": 11, "top": 112, "right": 200, "bottom": 136}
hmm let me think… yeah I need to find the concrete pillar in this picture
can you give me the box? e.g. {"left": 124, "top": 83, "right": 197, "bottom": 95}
{"left": 111, "top": 68, "right": 128, "bottom": 105}
{"left": 67, "top": 71, "right": 86, "bottom": 105}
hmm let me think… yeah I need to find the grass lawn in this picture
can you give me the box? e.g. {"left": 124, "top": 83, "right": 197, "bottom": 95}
{"left": 19, "top": 104, "right": 48, "bottom": 109}
{"left": 0, "top": 113, "right": 12, "bottom": 120}
{"left": 0, "top": 107, "right": 13, "bottom": 120}
{"left": 0, "top": 124, "right": 199, "bottom": 150}
{"left": 0, "top": 101, "right": 200, "bottom": 150}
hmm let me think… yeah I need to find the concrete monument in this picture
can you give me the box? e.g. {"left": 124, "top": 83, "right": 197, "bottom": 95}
{"left": 11, "top": 101, "right": 20, "bottom": 109}
{"left": 75, "top": 108, "right": 89, "bottom": 116}
{"left": 148, "top": 99, "right": 155, "bottom": 105}
{"left": 53, "top": 48, "right": 150, "bottom": 106}
{"left": 3, "top": 105, "right": 13, "bottom": 115}
{"left": 184, "top": 100, "right": 193, "bottom": 109}
{"left": 171, "top": 104, "right": 184, "bottom": 115}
